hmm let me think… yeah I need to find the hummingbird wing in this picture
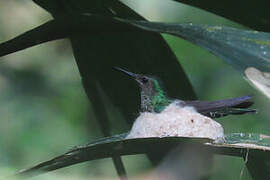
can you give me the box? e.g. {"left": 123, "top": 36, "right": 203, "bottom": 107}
{"left": 184, "top": 95, "right": 256, "bottom": 118}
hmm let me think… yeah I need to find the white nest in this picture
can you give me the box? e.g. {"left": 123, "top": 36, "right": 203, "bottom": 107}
{"left": 126, "top": 101, "right": 224, "bottom": 143}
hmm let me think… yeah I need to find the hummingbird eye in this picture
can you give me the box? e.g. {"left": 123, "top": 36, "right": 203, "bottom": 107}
{"left": 142, "top": 77, "right": 148, "bottom": 83}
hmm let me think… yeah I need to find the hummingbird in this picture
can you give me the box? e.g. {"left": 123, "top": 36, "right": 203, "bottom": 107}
{"left": 114, "top": 67, "right": 256, "bottom": 118}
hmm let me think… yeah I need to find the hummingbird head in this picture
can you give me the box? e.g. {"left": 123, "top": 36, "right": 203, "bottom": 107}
{"left": 114, "top": 67, "right": 158, "bottom": 96}
{"left": 114, "top": 67, "right": 171, "bottom": 113}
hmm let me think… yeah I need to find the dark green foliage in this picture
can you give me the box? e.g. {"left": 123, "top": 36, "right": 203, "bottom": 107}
{"left": 172, "top": 0, "right": 270, "bottom": 31}
{"left": 15, "top": 134, "right": 270, "bottom": 179}
{"left": 123, "top": 20, "right": 270, "bottom": 72}
{"left": 0, "top": 0, "right": 269, "bottom": 179}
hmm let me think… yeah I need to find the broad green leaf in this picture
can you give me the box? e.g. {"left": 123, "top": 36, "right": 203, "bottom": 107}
{"left": 171, "top": 0, "right": 270, "bottom": 31}
{"left": 15, "top": 135, "right": 210, "bottom": 178}
{"left": 0, "top": 15, "right": 138, "bottom": 58}
{"left": 225, "top": 133, "right": 270, "bottom": 147}
{"left": 225, "top": 133, "right": 270, "bottom": 180}
{"left": 119, "top": 19, "right": 270, "bottom": 97}
{"left": 1, "top": 14, "right": 270, "bottom": 98}
{"left": 123, "top": 20, "right": 270, "bottom": 72}
{"left": 12, "top": 133, "right": 270, "bottom": 179}
{"left": 35, "top": 0, "right": 270, "bottom": 32}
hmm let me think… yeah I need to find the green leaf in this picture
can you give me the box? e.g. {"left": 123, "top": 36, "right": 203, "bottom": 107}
{"left": 15, "top": 135, "right": 210, "bottom": 178}
{"left": 0, "top": 15, "right": 138, "bottom": 58}
{"left": 225, "top": 133, "right": 270, "bottom": 180}
{"left": 118, "top": 19, "right": 270, "bottom": 98}
{"left": 122, "top": 20, "right": 270, "bottom": 72}
{"left": 172, "top": 0, "right": 270, "bottom": 31}
{"left": 13, "top": 133, "right": 270, "bottom": 179}
{"left": 33, "top": 0, "right": 270, "bottom": 31}
{"left": 1, "top": 14, "right": 270, "bottom": 98}
{"left": 225, "top": 133, "right": 270, "bottom": 147}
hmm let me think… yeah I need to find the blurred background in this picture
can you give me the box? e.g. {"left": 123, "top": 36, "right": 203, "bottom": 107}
{"left": 0, "top": 0, "right": 269, "bottom": 179}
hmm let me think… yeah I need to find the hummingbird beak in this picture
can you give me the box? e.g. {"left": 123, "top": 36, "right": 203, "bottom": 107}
{"left": 113, "top": 67, "right": 137, "bottom": 79}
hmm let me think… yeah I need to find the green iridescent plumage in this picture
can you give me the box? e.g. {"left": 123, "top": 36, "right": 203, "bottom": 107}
{"left": 151, "top": 79, "right": 172, "bottom": 112}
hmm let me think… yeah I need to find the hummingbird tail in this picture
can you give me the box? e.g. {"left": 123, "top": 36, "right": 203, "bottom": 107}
{"left": 185, "top": 95, "right": 256, "bottom": 118}
{"left": 207, "top": 108, "right": 256, "bottom": 118}
{"left": 232, "top": 100, "right": 254, "bottom": 108}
